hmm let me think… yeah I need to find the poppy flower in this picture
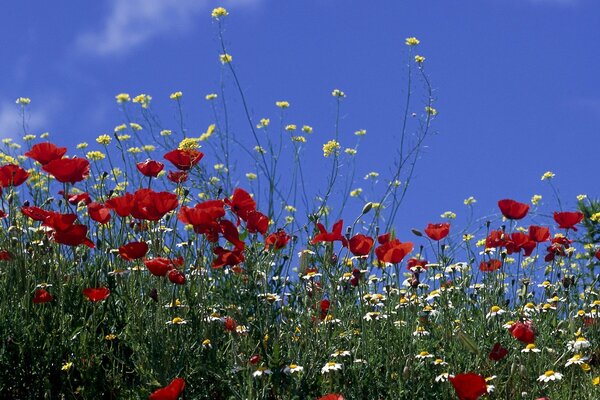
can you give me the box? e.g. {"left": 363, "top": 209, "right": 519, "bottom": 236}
{"left": 479, "top": 259, "right": 502, "bottom": 272}
{"left": 224, "top": 317, "right": 237, "bottom": 332}
{"left": 33, "top": 289, "right": 53, "bottom": 304}
{"left": 311, "top": 220, "right": 348, "bottom": 247}
{"left": 449, "top": 373, "right": 488, "bottom": 400}
{"left": 21, "top": 206, "right": 50, "bottom": 222}
{"left": 149, "top": 377, "right": 185, "bottom": 400}
{"left": 349, "top": 234, "right": 374, "bottom": 256}
{"left": 0, "top": 164, "right": 29, "bottom": 187}
{"left": 406, "top": 258, "right": 428, "bottom": 272}
{"left": 144, "top": 257, "right": 180, "bottom": 277}
{"left": 505, "top": 232, "right": 536, "bottom": 256}
{"left": 178, "top": 200, "right": 225, "bottom": 239}
{"left": 318, "top": 395, "right": 345, "bottom": 400}
{"left": 375, "top": 237, "right": 413, "bottom": 264}
{"left": 320, "top": 299, "right": 331, "bottom": 320}
{"left": 0, "top": 250, "right": 12, "bottom": 261}
{"left": 265, "top": 229, "right": 291, "bottom": 250}
{"left": 219, "top": 219, "right": 245, "bottom": 250}
{"left": 249, "top": 354, "right": 261, "bottom": 365}
{"left": 167, "top": 170, "right": 188, "bottom": 183}
{"left": 509, "top": 321, "right": 535, "bottom": 344}
{"left": 119, "top": 241, "right": 149, "bottom": 261}
{"left": 87, "top": 202, "right": 111, "bottom": 224}
{"left": 485, "top": 230, "right": 509, "bottom": 249}
{"left": 245, "top": 210, "right": 269, "bottom": 235}
{"left": 224, "top": 188, "right": 256, "bottom": 222}
{"left": 105, "top": 193, "right": 135, "bottom": 218}
{"left": 65, "top": 192, "right": 91, "bottom": 205}
{"left": 596, "top": 249, "right": 600, "bottom": 261}
{"left": 164, "top": 149, "right": 203, "bottom": 171}
{"left": 136, "top": 159, "right": 164, "bottom": 177}
{"left": 498, "top": 199, "right": 529, "bottom": 220}
{"left": 53, "top": 224, "right": 95, "bottom": 248}
{"left": 131, "top": 189, "right": 178, "bottom": 221}
{"left": 83, "top": 287, "right": 110, "bottom": 302}
{"left": 528, "top": 225, "right": 550, "bottom": 243}
{"left": 168, "top": 269, "right": 186, "bottom": 285}
{"left": 424, "top": 222, "right": 450, "bottom": 241}
{"left": 212, "top": 246, "right": 245, "bottom": 269}
{"left": 24, "top": 142, "right": 67, "bottom": 165}
{"left": 489, "top": 342, "right": 508, "bottom": 361}
{"left": 42, "top": 157, "right": 90, "bottom": 183}
{"left": 553, "top": 211, "right": 584, "bottom": 231}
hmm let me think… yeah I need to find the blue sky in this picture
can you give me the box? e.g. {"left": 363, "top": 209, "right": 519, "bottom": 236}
{"left": 1, "top": 0, "right": 599, "bottom": 234}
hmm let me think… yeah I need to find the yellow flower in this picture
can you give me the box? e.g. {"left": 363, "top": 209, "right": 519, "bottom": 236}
{"left": 15, "top": 97, "right": 31, "bottom": 105}
{"left": 302, "top": 125, "right": 313, "bottom": 133}
{"left": 365, "top": 172, "right": 379, "bottom": 179}
{"left": 170, "top": 91, "right": 183, "bottom": 100}
{"left": 464, "top": 196, "right": 476, "bottom": 205}
{"left": 425, "top": 106, "right": 438, "bottom": 116}
{"left": 355, "top": 129, "right": 367, "bottom": 136}
{"left": 276, "top": 101, "right": 290, "bottom": 109}
{"left": 23, "top": 134, "right": 36, "bottom": 141}
{"left": 254, "top": 145, "right": 266, "bottom": 154}
{"left": 577, "top": 194, "right": 587, "bottom": 201}
{"left": 405, "top": 37, "right": 420, "bottom": 46}
{"left": 96, "top": 134, "right": 112, "bottom": 145}
{"left": 285, "top": 124, "right": 297, "bottom": 131}
{"left": 178, "top": 137, "right": 200, "bottom": 150}
{"left": 105, "top": 334, "right": 117, "bottom": 341}
{"left": 61, "top": 362, "right": 73, "bottom": 371}
{"left": 160, "top": 129, "right": 172, "bottom": 136}
{"left": 323, "top": 140, "right": 341, "bottom": 157}
{"left": 142, "top": 145, "right": 155, "bottom": 152}
{"left": 531, "top": 194, "right": 542, "bottom": 206}
{"left": 344, "top": 148, "right": 357, "bottom": 155}
{"left": 129, "top": 123, "right": 142, "bottom": 131}
{"left": 115, "top": 93, "right": 130, "bottom": 103}
{"left": 220, "top": 54, "right": 233, "bottom": 64}
{"left": 76, "top": 142, "right": 88, "bottom": 149}
{"left": 415, "top": 55, "right": 426, "bottom": 63}
{"left": 205, "top": 93, "right": 218, "bottom": 100}
{"left": 592, "top": 376, "right": 600, "bottom": 385}
{"left": 291, "top": 136, "right": 306, "bottom": 143}
{"left": 541, "top": 171, "right": 555, "bottom": 181}
{"left": 86, "top": 151, "right": 105, "bottom": 161}
{"left": 350, "top": 188, "right": 362, "bottom": 197}
{"left": 40, "top": 132, "right": 49, "bottom": 139}
{"left": 127, "top": 147, "right": 142, "bottom": 154}
{"left": 440, "top": 211, "right": 456, "bottom": 219}
{"left": 117, "top": 134, "right": 131, "bottom": 141}
{"left": 285, "top": 205, "right": 296, "bottom": 213}
{"left": 132, "top": 94, "right": 152, "bottom": 108}
{"left": 211, "top": 7, "right": 228, "bottom": 18}
{"left": 246, "top": 172, "right": 257, "bottom": 180}
{"left": 257, "top": 118, "right": 270, "bottom": 128}
{"left": 331, "top": 89, "right": 346, "bottom": 98}
{"left": 114, "top": 124, "right": 127, "bottom": 132}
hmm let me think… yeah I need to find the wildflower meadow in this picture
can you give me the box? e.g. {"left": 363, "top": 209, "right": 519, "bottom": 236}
{"left": 2, "top": 5, "right": 600, "bottom": 400}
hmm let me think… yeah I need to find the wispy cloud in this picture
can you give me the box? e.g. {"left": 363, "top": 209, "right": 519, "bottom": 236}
{"left": 77, "top": 0, "right": 260, "bottom": 56}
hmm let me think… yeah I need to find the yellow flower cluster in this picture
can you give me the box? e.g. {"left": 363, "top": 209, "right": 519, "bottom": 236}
{"left": 170, "top": 91, "right": 183, "bottom": 100}
{"left": 15, "top": 97, "right": 31, "bottom": 105}
{"left": 133, "top": 94, "right": 152, "bottom": 109}
{"left": 322, "top": 140, "right": 340, "bottom": 157}
{"left": 541, "top": 171, "right": 555, "bottom": 181}
{"left": 405, "top": 37, "right": 420, "bottom": 46}
{"left": 205, "top": 93, "right": 218, "bottom": 101}
{"left": 115, "top": 93, "right": 130, "bottom": 103}
{"left": 220, "top": 54, "right": 233, "bottom": 64}
{"left": 178, "top": 137, "right": 201, "bottom": 151}
{"left": 212, "top": 7, "right": 228, "bottom": 18}
{"left": 276, "top": 101, "right": 290, "bottom": 109}
{"left": 86, "top": 151, "right": 106, "bottom": 161}
{"left": 96, "top": 134, "right": 112, "bottom": 145}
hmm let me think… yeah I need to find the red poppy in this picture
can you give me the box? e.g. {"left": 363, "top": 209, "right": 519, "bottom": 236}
{"left": 144, "top": 257, "right": 181, "bottom": 277}
{"left": 119, "top": 241, "right": 149, "bottom": 261}
{"left": 0, "top": 164, "right": 29, "bottom": 187}
{"left": 167, "top": 170, "right": 188, "bottom": 183}
{"left": 224, "top": 317, "right": 237, "bottom": 332}
{"left": 505, "top": 232, "right": 536, "bottom": 256}
{"left": 553, "top": 211, "right": 584, "bottom": 231}
{"left": 136, "top": 159, "right": 164, "bottom": 177}
{"left": 375, "top": 237, "right": 413, "bottom": 264}
{"left": 509, "top": 321, "right": 535, "bottom": 344}
{"left": 528, "top": 225, "right": 550, "bottom": 243}
{"left": 219, "top": 219, "right": 246, "bottom": 250}
{"left": 479, "top": 259, "right": 502, "bottom": 272}
{"left": 224, "top": 188, "right": 256, "bottom": 222}
{"left": 21, "top": 206, "right": 51, "bottom": 222}
{"left": 265, "top": 229, "right": 291, "bottom": 250}
{"left": 164, "top": 149, "right": 203, "bottom": 171}
{"left": 485, "top": 229, "right": 509, "bottom": 249}
{"left": 33, "top": 289, "right": 53, "bottom": 304}
{"left": 245, "top": 210, "right": 269, "bottom": 235}
{"left": 488, "top": 342, "right": 508, "bottom": 361}
{"left": 349, "top": 234, "right": 374, "bottom": 256}
{"left": 53, "top": 224, "right": 95, "bottom": 248}
{"left": 424, "top": 222, "right": 450, "bottom": 241}
{"left": 407, "top": 258, "right": 428, "bottom": 273}
{"left": 311, "top": 220, "right": 348, "bottom": 247}
{"left": 320, "top": 299, "right": 331, "bottom": 320}
{"left": 318, "top": 395, "right": 345, "bottom": 400}
{"left": 105, "top": 193, "right": 135, "bottom": 217}
{"left": 131, "top": 189, "right": 179, "bottom": 221}
{"left": 65, "top": 192, "right": 91, "bottom": 205}
{"left": 212, "top": 246, "right": 245, "bottom": 269}
{"left": 87, "top": 202, "right": 111, "bottom": 224}
{"left": 168, "top": 269, "right": 186, "bottom": 285}
{"left": 178, "top": 201, "right": 225, "bottom": 240}
{"left": 83, "top": 287, "right": 110, "bottom": 302}
{"left": 24, "top": 142, "right": 67, "bottom": 165}
{"left": 596, "top": 249, "right": 600, "bottom": 261}
{"left": 498, "top": 199, "right": 529, "bottom": 220}
{"left": 0, "top": 250, "right": 12, "bottom": 261}
{"left": 42, "top": 157, "right": 90, "bottom": 183}
{"left": 449, "top": 373, "right": 488, "bottom": 400}
{"left": 249, "top": 354, "right": 261, "bottom": 365}
{"left": 149, "top": 377, "right": 185, "bottom": 400}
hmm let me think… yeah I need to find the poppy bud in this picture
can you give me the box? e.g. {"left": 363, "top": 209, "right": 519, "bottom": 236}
{"left": 148, "top": 288, "right": 158, "bottom": 302}
{"left": 411, "top": 228, "right": 423, "bottom": 237}
{"left": 249, "top": 354, "right": 261, "bottom": 365}
{"left": 361, "top": 202, "right": 373, "bottom": 215}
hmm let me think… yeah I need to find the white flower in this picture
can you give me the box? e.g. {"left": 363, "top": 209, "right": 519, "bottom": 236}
{"left": 567, "top": 337, "right": 591, "bottom": 352}
{"left": 565, "top": 354, "right": 588, "bottom": 367}
{"left": 166, "top": 317, "right": 187, "bottom": 325}
{"left": 252, "top": 367, "right": 272, "bottom": 378}
{"left": 331, "top": 350, "right": 351, "bottom": 358}
{"left": 537, "top": 370, "right": 563, "bottom": 382}
{"left": 521, "top": 344, "right": 541, "bottom": 353}
{"left": 283, "top": 364, "right": 304, "bottom": 374}
{"left": 363, "top": 312, "right": 388, "bottom": 321}
{"left": 416, "top": 351, "right": 434, "bottom": 359}
{"left": 435, "top": 372, "right": 450, "bottom": 382}
{"left": 486, "top": 305, "right": 506, "bottom": 319}
{"left": 321, "top": 361, "right": 343, "bottom": 374}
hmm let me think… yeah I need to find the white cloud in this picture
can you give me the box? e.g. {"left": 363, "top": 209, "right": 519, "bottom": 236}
{"left": 0, "top": 101, "right": 49, "bottom": 140}
{"left": 77, "top": 0, "right": 261, "bottom": 56}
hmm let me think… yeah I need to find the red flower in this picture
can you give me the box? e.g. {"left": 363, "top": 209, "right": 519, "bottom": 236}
{"left": 33, "top": 289, "right": 53, "bottom": 304}
{"left": 144, "top": 257, "right": 181, "bottom": 277}
{"left": 24, "top": 142, "right": 67, "bottom": 165}
{"left": 87, "top": 202, "right": 111, "bottom": 224}
{"left": 43, "top": 211, "right": 95, "bottom": 248}
{"left": 105, "top": 193, "right": 135, "bottom": 217}
{"left": 488, "top": 342, "right": 508, "bottom": 361}
{"left": 265, "top": 229, "right": 291, "bottom": 250}
{"left": 224, "top": 317, "right": 237, "bottom": 332}
{"left": 0, "top": 164, "right": 29, "bottom": 187}
{"left": 596, "top": 249, "right": 600, "bottom": 261}
{"left": 449, "top": 373, "right": 488, "bottom": 400}
{"left": 485, "top": 230, "right": 509, "bottom": 249}
{"left": 164, "top": 149, "right": 203, "bottom": 171}
{"left": 506, "top": 232, "right": 536, "bottom": 256}
{"left": 528, "top": 225, "right": 550, "bottom": 243}
{"left": 119, "top": 241, "right": 149, "bottom": 261}
{"left": 212, "top": 246, "right": 244, "bottom": 269}
{"left": 375, "top": 236, "right": 413, "bottom": 264}
{"left": 168, "top": 269, "right": 186, "bottom": 285}
{"left": 0, "top": 250, "right": 12, "bottom": 261}
{"left": 407, "top": 258, "right": 428, "bottom": 273}
{"left": 498, "top": 199, "right": 529, "bottom": 220}
{"left": 479, "top": 259, "right": 502, "bottom": 272}
{"left": 318, "top": 395, "right": 345, "bottom": 400}
{"left": 224, "top": 188, "right": 256, "bottom": 222}
{"left": 311, "top": 220, "right": 348, "bottom": 247}
{"left": 219, "top": 219, "right": 246, "bottom": 250}
{"left": 245, "top": 210, "right": 269, "bottom": 235}
{"left": 167, "top": 170, "right": 188, "bottom": 183}
{"left": 136, "top": 159, "right": 164, "bottom": 177}
{"left": 509, "top": 321, "right": 535, "bottom": 344}
{"left": 65, "top": 192, "right": 91, "bottom": 205}
{"left": 130, "top": 189, "right": 178, "bottom": 221}
{"left": 249, "top": 354, "right": 261, "bottom": 365}
{"left": 348, "top": 234, "right": 374, "bottom": 256}
{"left": 83, "top": 287, "right": 110, "bottom": 302}
{"left": 21, "top": 206, "right": 50, "bottom": 222}
{"left": 149, "top": 377, "right": 185, "bottom": 400}
{"left": 424, "top": 222, "right": 450, "bottom": 241}
{"left": 320, "top": 299, "right": 331, "bottom": 320}
{"left": 42, "top": 157, "right": 90, "bottom": 183}
{"left": 553, "top": 211, "right": 584, "bottom": 231}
